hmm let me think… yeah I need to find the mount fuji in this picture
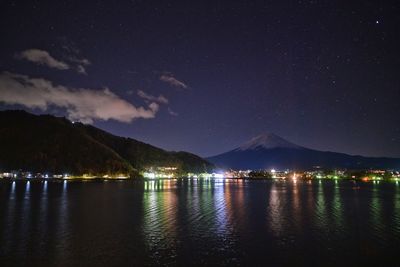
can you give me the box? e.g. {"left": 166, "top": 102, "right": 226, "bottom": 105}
{"left": 206, "top": 133, "right": 400, "bottom": 170}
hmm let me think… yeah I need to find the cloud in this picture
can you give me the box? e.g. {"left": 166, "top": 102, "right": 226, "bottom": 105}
{"left": 159, "top": 72, "right": 188, "bottom": 89}
{"left": 168, "top": 107, "right": 178, "bottom": 116}
{"left": 76, "top": 65, "right": 88, "bottom": 75}
{"left": 0, "top": 72, "right": 159, "bottom": 124}
{"left": 68, "top": 56, "right": 91, "bottom": 75}
{"left": 60, "top": 39, "right": 81, "bottom": 55}
{"left": 137, "top": 90, "right": 168, "bottom": 104}
{"left": 16, "top": 49, "right": 69, "bottom": 70}
{"left": 17, "top": 48, "right": 91, "bottom": 75}
{"left": 67, "top": 56, "right": 91, "bottom": 66}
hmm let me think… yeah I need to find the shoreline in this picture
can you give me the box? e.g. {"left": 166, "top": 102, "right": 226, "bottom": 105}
{"left": 0, "top": 177, "right": 398, "bottom": 183}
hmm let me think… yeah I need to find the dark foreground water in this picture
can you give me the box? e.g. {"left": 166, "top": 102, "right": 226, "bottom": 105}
{"left": 1, "top": 179, "right": 400, "bottom": 266}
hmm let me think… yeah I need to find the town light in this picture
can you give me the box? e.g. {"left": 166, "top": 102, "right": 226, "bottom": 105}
{"left": 143, "top": 172, "right": 156, "bottom": 179}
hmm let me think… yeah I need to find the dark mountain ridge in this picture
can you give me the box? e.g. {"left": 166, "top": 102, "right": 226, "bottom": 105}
{"left": 0, "top": 110, "right": 213, "bottom": 176}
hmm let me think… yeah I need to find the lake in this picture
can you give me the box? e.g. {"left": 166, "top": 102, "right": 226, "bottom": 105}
{"left": 0, "top": 179, "right": 399, "bottom": 266}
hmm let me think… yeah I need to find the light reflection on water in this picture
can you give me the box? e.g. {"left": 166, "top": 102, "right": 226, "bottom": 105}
{"left": 268, "top": 182, "right": 285, "bottom": 236}
{"left": 1, "top": 179, "right": 400, "bottom": 266}
{"left": 394, "top": 185, "right": 400, "bottom": 238}
{"left": 315, "top": 181, "right": 327, "bottom": 231}
{"left": 332, "top": 182, "right": 343, "bottom": 230}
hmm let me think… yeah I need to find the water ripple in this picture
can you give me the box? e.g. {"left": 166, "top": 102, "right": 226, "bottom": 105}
{"left": 1, "top": 179, "right": 400, "bottom": 266}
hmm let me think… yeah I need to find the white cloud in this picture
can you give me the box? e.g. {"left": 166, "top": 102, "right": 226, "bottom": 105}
{"left": 68, "top": 56, "right": 91, "bottom": 66}
{"left": 137, "top": 90, "right": 169, "bottom": 104}
{"left": 76, "top": 65, "right": 88, "bottom": 75}
{"left": 0, "top": 72, "right": 159, "bottom": 124}
{"left": 16, "top": 49, "right": 70, "bottom": 70}
{"left": 159, "top": 73, "right": 188, "bottom": 89}
{"left": 68, "top": 56, "right": 91, "bottom": 75}
{"left": 17, "top": 49, "right": 91, "bottom": 75}
{"left": 168, "top": 107, "right": 179, "bottom": 116}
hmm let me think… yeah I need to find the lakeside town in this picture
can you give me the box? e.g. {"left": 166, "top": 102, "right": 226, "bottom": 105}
{"left": 1, "top": 166, "right": 400, "bottom": 183}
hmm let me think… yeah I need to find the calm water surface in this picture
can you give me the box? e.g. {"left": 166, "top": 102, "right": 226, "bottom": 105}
{"left": 1, "top": 179, "right": 400, "bottom": 266}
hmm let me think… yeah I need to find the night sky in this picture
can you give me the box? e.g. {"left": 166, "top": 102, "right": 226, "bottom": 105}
{"left": 0, "top": 0, "right": 399, "bottom": 157}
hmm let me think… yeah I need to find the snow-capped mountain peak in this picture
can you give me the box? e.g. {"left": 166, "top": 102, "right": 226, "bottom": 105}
{"left": 238, "top": 133, "right": 300, "bottom": 151}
